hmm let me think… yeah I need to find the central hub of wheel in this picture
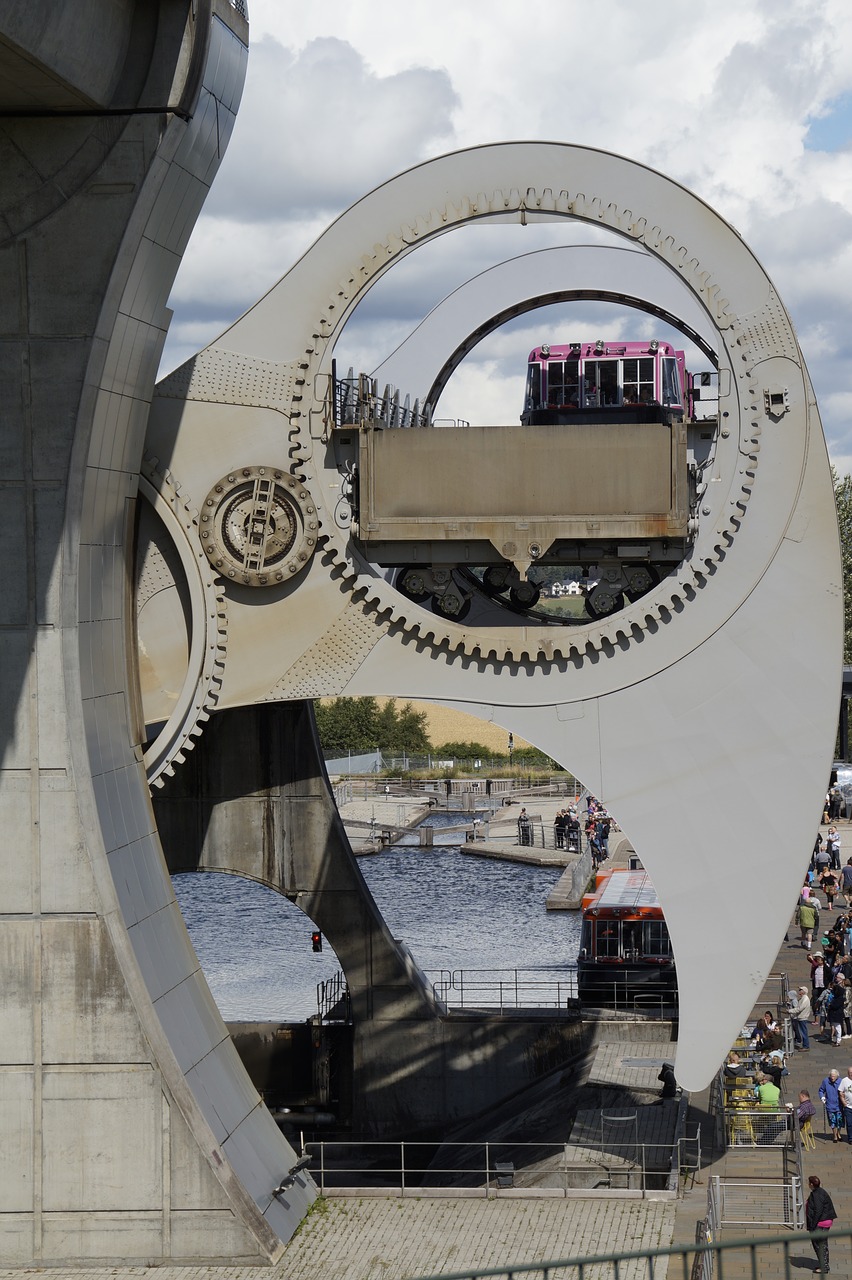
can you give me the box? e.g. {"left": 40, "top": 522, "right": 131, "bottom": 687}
{"left": 200, "top": 467, "right": 318, "bottom": 586}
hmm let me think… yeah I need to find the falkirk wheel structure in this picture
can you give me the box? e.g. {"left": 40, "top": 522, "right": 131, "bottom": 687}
{"left": 0, "top": 0, "right": 844, "bottom": 1268}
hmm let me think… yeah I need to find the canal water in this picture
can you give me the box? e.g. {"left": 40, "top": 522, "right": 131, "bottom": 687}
{"left": 172, "top": 812, "right": 582, "bottom": 1022}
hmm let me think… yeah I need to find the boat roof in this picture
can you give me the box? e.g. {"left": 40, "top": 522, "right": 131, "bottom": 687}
{"left": 586, "top": 869, "right": 661, "bottom": 912}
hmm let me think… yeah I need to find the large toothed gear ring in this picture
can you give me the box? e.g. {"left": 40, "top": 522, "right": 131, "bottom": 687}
{"left": 200, "top": 467, "right": 318, "bottom": 587}
{"left": 138, "top": 456, "right": 228, "bottom": 788}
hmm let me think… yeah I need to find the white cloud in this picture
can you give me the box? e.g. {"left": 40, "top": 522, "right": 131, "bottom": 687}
{"left": 161, "top": 0, "right": 852, "bottom": 468}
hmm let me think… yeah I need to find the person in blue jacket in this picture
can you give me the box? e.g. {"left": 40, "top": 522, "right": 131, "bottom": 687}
{"left": 820, "top": 1069, "right": 844, "bottom": 1142}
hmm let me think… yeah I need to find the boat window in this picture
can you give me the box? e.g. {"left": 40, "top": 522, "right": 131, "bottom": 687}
{"left": 622, "top": 921, "right": 642, "bottom": 958}
{"left": 622, "top": 357, "right": 655, "bottom": 405}
{"left": 545, "top": 358, "right": 579, "bottom": 406}
{"left": 661, "top": 357, "right": 681, "bottom": 406}
{"left": 595, "top": 920, "right": 620, "bottom": 958}
{"left": 525, "top": 363, "right": 542, "bottom": 411}
{"left": 584, "top": 359, "right": 619, "bottom": 407}
{"left": 580, "top": 920, "right": 592, "bottom": 957}
{"left": 643, "top": 920, "right": 672, "bottom": 957}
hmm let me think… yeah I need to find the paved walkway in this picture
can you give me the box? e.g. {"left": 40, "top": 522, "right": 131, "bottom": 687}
{"left": 0, "top": 1199, "right": 675, "bottom": 1280}
{"left": 278, "top": 1197, "right": 675, "bottom": 1280}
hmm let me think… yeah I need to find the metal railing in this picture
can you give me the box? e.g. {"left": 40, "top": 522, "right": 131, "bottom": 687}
{"left": 409, "top": 1228, "right": 852, "bottom": 1280}
{"left": 577, "top": 976, "right": 679, "bottom": 1015}
{"left": 708, "top": 1173, "right": 805, "bottom": 1231}
{"left": 427, "top": 968, "right": 580, "bottom": 1011}
{"left": 425, "top": 968, "right": 676, "bottom": 1016}
{"left": 724, "top": 1106, "right": 795, "bottom": 1149}
{"left": 333, "top": 368, "right": 432, "bottom": 430}
{"left": 303, "top": 1135, "right": 701, "bottom": 1197}
{"left": 316, "top": 971, "right": 351, "bottom": 1022}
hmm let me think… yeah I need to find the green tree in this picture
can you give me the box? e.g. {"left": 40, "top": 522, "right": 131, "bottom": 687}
{"left": 313, "top": 696, "right": 379, "bottom": 755}
{"left": 314, "top": 697, "right": 432, "bottom": 755}
{"left": 388, "top": 701, "right": 432, "bottom": 754}
{"left": 834, "top": 468, "right": 852, "bottom": 663}
{"left": 433, "top": 740, "right": 502, "bottom": 761}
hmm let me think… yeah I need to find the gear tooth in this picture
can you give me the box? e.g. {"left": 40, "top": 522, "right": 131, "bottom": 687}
{"left": 141, "top": 454, "right": 229, "bottom": 786}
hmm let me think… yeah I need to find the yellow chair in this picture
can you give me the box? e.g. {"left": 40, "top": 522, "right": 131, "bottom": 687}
{"left": 729, "top": 1107, "right": 756, "bottom": 1146}
{"left": 801, "top": 1117, "right": 816, "bottom": 1150}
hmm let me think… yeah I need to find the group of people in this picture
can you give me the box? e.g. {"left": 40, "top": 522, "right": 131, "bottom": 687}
{"left": 814, "top": 827, "right": 844, "bottom": 875}
{"left": 792, "top": 894, "right": 852, "bottom": 1047}
{"left": 552, "top": 807, "right": 581, "bottom": 853}
{"left": 795, "top": 861, "right": 852, "bottom": 952}
{"left": 714, "top": 809, "right": 852, "bottom": 1272}
{"left": 825, "top": 784, "right": 849, "bottom": 824}
{"left": 549, "top": 796, "right": 611, "bottom": 866}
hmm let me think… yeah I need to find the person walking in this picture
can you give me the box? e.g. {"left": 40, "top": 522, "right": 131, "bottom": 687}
{"left": 805, "top": 1175, "right": 837, "bottom": 1273}
{"left": 797, "top": 896, "right": 819, "bottom": 950}
{"left": 827, "top": 825, "right": 842, "bottom": 871}
{"left": 820, "top": 1069, "right": 844, "bottom": 1141}
{"left": 821, "top": 867, "right": 839, "bottom": 911}
{"left": 840, "top": 859, "right": 852, "bottom": 907}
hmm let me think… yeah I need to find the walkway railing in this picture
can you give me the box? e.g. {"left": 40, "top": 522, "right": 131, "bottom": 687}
{"left": 426, "top": 967, "right": 679, "bottom": 1016}
{"left": 707, "top": 1173, "right": 805, "bottom": 1231}
{"left": 316, "top": 971, "right": 351, "bottom": 1023}
{"left": 417, "top": 1228, "right": 852, "bottom": 1280}
{"left": 302, "top": 1135, "right": 701, "bottom": 1197}
{"left": 427, "top": 968, "right": 580, "bottom": 1011}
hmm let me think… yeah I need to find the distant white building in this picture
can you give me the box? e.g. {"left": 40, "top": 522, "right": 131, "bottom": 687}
{"left": 547, "top": 579, "right": 594, "bottom": 598}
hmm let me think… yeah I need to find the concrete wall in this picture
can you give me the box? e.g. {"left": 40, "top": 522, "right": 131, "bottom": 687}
{"left": 0, "top": 0, "right": 314, "bottom": 1264}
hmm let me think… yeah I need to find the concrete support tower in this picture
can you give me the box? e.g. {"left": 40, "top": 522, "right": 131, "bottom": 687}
{"left": 0, "top": 1, "right": 313, "bottom": 1264}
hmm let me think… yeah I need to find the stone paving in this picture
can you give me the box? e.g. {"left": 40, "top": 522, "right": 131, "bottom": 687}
{"left": 586, "top": 1040, "right": 676, "bottom": 1090}
{"left": 278, "top": 1196, "right": 676, "bottom": 1279}
{"left": 0, "top": 1198, "right": 675, "bottom": 1280}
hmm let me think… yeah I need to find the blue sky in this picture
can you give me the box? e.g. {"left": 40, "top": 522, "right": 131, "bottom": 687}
{"left": 806, "top": 93, "right": 852, "bottom": 152}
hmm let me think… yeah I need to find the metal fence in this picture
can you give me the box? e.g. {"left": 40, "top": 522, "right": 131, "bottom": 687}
{"left": 427, "top": 968, "right": 580, "bottom": 1011}
{"left": 316, "top": 971, "right": 351, "bottom": 1022}
{"left": 424, "top": 967, "right": 678, "bottom": 1017}
{"left": 333, "top": 368, "right": 432, "bottom": 431}
{"left": 707, "top": 1174, "right": 804, "bottom": 1230}
{"left": 409, "top": 1228, "right": 852, "bottom": 1280}
{"left": 725, "top": 1106, "right": 795, "bottom": 1149}
{"left": 302, "top": 1135, "right": 701, "bottom": 1197}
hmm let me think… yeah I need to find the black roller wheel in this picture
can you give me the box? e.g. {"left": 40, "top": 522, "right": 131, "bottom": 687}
{"left": 433, "top": 587, "right": 471, "bottom": 621}
{"left": 585, "top": 587, "right": 625, "bottom": 620}
{"left": 508, "top": 582, "right": 541, "bottom": 612}
{"left": 482, "top": 565, "right": 513, "bottom": 596}
{"left": 624, "top": 565, "right": 659, "bottom": 602}
{"left": 396, "top": 566, "right": 431, "bottom": 602}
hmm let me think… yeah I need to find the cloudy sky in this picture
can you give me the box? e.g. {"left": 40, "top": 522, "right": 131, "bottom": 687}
{"left": 162, "top": 0, "right": 852, "bottom": 470}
